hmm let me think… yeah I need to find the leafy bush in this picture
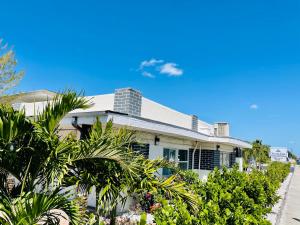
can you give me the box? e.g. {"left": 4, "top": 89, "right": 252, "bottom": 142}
{"left": 154, "top": 164, "right": 290, "bottom": 225}
{"left": 196, "top": 167, "right": 277, "bottom": 225}
{"left": 154, "top": 199, "right": 196, "bottom": 225}
{"left": 265, "top": 162, "right": 290, "bottom": 187}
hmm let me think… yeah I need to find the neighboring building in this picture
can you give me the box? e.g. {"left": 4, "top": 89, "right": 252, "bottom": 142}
{"left": 10, "top": 87, "right": 251, "bottom": 180}
{"left": 270, "top": 147, "right": 289, "bottom": 162}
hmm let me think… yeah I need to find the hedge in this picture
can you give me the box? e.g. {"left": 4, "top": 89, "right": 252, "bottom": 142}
{"left": 154, "top": 162, "right": 291, "bottom": 225}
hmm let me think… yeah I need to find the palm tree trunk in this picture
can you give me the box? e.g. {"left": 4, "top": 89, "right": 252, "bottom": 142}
{"left": 109, "top": 206, "right": 117, "bottom": 225}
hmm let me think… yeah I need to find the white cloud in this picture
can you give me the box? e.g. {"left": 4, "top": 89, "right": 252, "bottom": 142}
{"left": 138, "top": 58, "right": 183, "bottom": 78}
{"left": 159, "top": 63, "right": 183, "bottom": 76}
{"left": 250, "top": 104, "right": 258, "bottom": 110}
{"left": 142, "top": 71, "right": 155, "bottom": 78}
{"left": 139, "top": 58, "right": 164, "bottom": 69}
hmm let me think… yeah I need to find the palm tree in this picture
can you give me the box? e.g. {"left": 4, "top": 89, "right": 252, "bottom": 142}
{"left": 0, "top": 91, "right": 142, "bottom": 223}
{"left": 0, "top": 189, "right": 80, "bottom": 225}
{"left": 0, "top": 91, "right": 198, "bottom": 224}
{"left": 65, "top": 118, "right": 199, "bottom": 224}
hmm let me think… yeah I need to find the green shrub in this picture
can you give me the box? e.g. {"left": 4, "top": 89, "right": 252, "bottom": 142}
{"left": 196, "top": 167, "right": 276, "bottom": 225}
{"left": 154, "top": 165, "right": 288, "bottom": 225}
{"left": 265, "top": 162, "right": 290, "bottom": 187}
{"left": 154, "top": 199, "right": 196, "bottom": 225}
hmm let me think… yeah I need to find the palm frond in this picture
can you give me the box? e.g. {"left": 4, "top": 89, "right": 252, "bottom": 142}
{"left": 36, "top": 91, "right": 91, "bottom": 136}
{"left": 131, "top": 158, "right": 200, "bottom": 212}
{"left": 74, "top": 118, "right": 140, "bottom": 175}
{"left": 0, "top": 105, "right": 32, "bottom": 143}
{"left": 0, "top": 189, "right": 80, "bottom": 225}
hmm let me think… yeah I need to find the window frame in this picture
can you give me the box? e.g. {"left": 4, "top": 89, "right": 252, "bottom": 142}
{"left": 220, "top": 151, "right": 230, "bottom": 168}
{"left": 178, "top": 149, "right": 189, "bottom": 170}
{"left": 162, "top": 148, "right": 189, "bottom": 176}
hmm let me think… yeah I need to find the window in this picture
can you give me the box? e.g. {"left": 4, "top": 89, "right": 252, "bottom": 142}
{"left": 178, "top": 150, "right": 188, "bottom": 170}
{"left": 162, "top": 148, "right": 188, "bottom": 176}
{"left": 163, "top": 149, "right": 176, "bottom": 176}
{"left": 220, "top": 152, "right": 230, "bottom": 167}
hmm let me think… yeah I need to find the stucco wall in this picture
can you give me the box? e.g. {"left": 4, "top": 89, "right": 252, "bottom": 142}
{"left": 141, "top": 97, "right": 193, "bottom": 130}
{"left": 72, "top": 94, "right": 114, "bottom": 113}
{"left": 141, "top": 97, "right": 214, "bottom": 135}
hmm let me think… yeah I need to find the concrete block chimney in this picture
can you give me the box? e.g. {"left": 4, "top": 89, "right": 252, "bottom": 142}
{"left": 214, "top": 122, "right": 230, "bottom": 137}
{"left": 113, "top": 88, "right": 142, "bottom": 116}
{"left": 191, "top": 115, "right": 198, "bottom": 131}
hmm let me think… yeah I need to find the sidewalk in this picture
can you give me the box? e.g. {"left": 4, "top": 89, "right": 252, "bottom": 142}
{"left": 267, "top": 171, "right": 293, "bottom": 224}
{"left": 278, "top": 165, "right": 300, "bottom": 225}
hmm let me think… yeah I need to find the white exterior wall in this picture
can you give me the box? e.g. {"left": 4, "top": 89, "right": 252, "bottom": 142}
{"left": 72, "top": 94, "right": 114, "bottom": 113}
{"left": 141, "top": 97, "right": 193, "bottom": 130}
{"left": 18, "top": 94, "right": 114, "bottom": 117}
{"left": 141, "top": 98, "right": 215, "bottom": 136}
{"left": 18, "top": 101, "right": 48, "bottom": 117}
{"left": 198, "top": 120, "right": 214, "bottom": 136}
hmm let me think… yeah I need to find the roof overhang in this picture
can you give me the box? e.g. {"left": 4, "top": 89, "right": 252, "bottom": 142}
{"left": 65, "top": 110, "right": 252, "bottom": 149}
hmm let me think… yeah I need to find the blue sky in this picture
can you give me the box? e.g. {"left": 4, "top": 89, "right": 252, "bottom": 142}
{"left": 1, "top": 0, "right": 300, "bottom": 154}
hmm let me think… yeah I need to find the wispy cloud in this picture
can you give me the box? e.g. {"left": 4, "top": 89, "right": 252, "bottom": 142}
{"left": 250, "top": 104, "right": 258, "bottom": 110}
{"left": 159, "top": 63, "right": 183, "bottom": 76}
{"left": 142, "top": 71, "right": 155, "bottom": 78}
{"left": 139, "top": 58, "right": 164, "bottom": 70}
{"left": 138, "top": 58, "right": 183, "bottom": 78}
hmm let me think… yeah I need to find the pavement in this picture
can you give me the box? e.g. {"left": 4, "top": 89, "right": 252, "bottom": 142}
{"left": 267, "top": 172, "right": 293, "bottom": 225}
{"left": 278, "top": 165, "right": 300, "bottom": 225}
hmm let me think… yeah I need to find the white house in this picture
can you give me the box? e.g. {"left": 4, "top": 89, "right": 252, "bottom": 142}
{"left": 11, "top": 87, "right": 251, "bottom": 180}
{"left": 7, "top": 87, "right": 252, "bottom": 209}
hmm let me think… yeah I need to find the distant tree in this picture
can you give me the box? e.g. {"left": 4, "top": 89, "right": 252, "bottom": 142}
{"left": 243, "top": 140, "right": 270, "bottom": 168}
{"left": 288, "top": 151, "right": 297, "bottom": 160}
{"left": 0, "top": 39, "right": 24, "bottom": 95}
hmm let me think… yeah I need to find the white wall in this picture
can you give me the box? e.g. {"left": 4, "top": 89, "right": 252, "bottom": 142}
{"left": 141, "top": 97, "right": 193, "bottom": 130}
{"left": 141, "top": 97, "right": 215, "bottom": 135}
{"left": 19, "top": 101, "right": 48, "bottom": 117}
{"left": 18, "top": 94, "right": 115, "bottom": 117}
{"left": 198, "top": 120, "right": 214, "bottom": 135}
{"left": 72, "top": 94, "right": 114, "bottom": 113}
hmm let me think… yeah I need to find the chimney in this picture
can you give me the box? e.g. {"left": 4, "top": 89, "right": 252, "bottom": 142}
{"left": 113, "top": 88, "right": 142, "bottom": 116}
{"left": 214, "top": 122, "right": 230, "bottom": 137}
{"left": 191, "top": 115, "right": 198, "bottom": 131}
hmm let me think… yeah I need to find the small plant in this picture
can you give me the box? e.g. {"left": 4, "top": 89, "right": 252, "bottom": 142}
{"left": 138, "top": 213, "right": 147, "bottom": 225}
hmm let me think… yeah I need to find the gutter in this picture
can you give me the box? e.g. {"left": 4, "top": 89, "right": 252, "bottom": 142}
{"left": 66, "top": 110, "right": 252, "bottom": 148}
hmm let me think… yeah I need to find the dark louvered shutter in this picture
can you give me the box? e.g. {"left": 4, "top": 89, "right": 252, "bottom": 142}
{"left": 131, "top": 143, "right": 150, "bottom": 158}
{"left": 188, "top": 149, "right": 193, "bottom": 169}
{"left": 194, "top": 150, "right": 200, "bottom": 169}
{"left": 229, "top": 152, "right": 236, "bottom": 168}
{"left": 212, "top": 150, "right": 221, "bottom": 169}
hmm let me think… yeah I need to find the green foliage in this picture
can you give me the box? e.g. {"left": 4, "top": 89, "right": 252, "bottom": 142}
{"left": 138, "top": 213, "right": 147, "bottom": 225}
{"left": 265, "top": 162, "right": 291, "bottom": 188}
{"left": 0, "top": 91, "right": 199, "bottom": 224}
{"left": 154, "top": 199, "right": 195, "bottom": 225}
{"left": 196, "top": 167, "right": 274, "bottom": 225}
{"left": 0, "top": 39, "right": 24, "bottom": 95}
{"left": 154, "top": 165, "right": 290, "bottom": 225}
{"left": 0, "top": 189, "right": 80, "bottom": 225}
{"left": 243, "top": 140, "right": 270, "bottom": 168}
{"left": 288, "top": 151, "right": 297, "bottom": 160}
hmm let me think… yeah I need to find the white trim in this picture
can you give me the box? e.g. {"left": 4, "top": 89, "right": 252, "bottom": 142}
{"left": 64, "top": 111, "right": 252, "bottom": 149}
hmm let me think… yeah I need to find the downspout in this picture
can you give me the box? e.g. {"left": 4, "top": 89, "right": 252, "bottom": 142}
{"left": 198, "top": 145, "right": 202, "bottom": 171}
{"left": 192, "top": 141, "right": 199, "bottom": 170}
